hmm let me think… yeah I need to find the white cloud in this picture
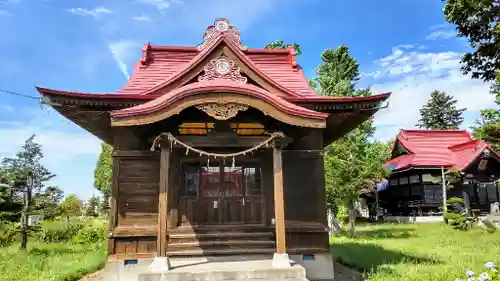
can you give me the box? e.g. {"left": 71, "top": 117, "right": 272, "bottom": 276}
{"left": 137, "top": 0, "right": 178, "bottom": 11}
{"left": 66, "top": 7, "right": 112, "bottom": 18}
{"left": 133, "top": 15, "right": 153, "bottom": 22}
{"left": 0, "top": 105, "right": 101, "bottom": 198}
{"left": 108, "top": 40, "right": 142, "bottom": 80}
{"left": 367, "top": 45, "right": 496, "bottom": 141}
{"left": 426, "top": 30, "right": 456, "bottom": 40}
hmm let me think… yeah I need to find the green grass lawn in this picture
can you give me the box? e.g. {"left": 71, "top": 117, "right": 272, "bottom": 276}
{"left": 0, "top": 241, "right": 107, "bottom": 281}
{"left": 331, "top": 223, "right": 500, "bottom": 281}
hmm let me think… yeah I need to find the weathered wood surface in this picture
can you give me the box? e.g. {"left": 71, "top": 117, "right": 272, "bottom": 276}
{"left": 273, "top": 141, "right": 286, "bottom": 254}
{"left": 157, "top": 147, "right": 170, "bottom": 257}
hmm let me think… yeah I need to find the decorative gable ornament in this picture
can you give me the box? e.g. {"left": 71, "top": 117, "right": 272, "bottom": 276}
{"left": 198, "top": 56, "right": 248, "bottom": 83}
{"left": 198, "top": 18, "right": 248, "bottom": 51}
{"left": 195, "top": 103, "right": 249, "bottom": 120}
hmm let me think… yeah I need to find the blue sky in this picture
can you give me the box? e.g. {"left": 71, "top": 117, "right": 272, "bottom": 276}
{"left": 0, "top": 0, "right": 496, "bottom": 200}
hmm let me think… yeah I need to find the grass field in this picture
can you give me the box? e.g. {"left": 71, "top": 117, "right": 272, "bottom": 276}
{"left": 0, "top": 241, "right": 107, "bottom": 281}
{"left": 331, "top": 223, "right": 500, "bottom": 281}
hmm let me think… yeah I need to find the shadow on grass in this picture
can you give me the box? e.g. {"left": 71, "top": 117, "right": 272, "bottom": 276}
{"left": 330, "top": 242, "right": 441, "bottom": 275}
{"left": 354, "top": 227, "right": 417, "bottom": 239}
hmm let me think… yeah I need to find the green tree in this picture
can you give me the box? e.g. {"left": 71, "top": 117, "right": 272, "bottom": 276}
{"left": 31, "top": 186, "right": 64, "bottom": 219}
{"left": 94, "top": 143, "right": 112, "bottom": 195}
{"left": 442, "top": 0, "right": 500, "bottom": 81}
{"left": 84, "top": 195, "right": 100, "bottom": 217}
{"left": 1, "top": 134, "right": 55, "bottom": 250}
{"left": 314, "top": 45, "right": 391, "bottom": 236}
{"left": 58, "top": 194, "right": 82, "bottom": 218}
{"left": 416, "top": 90, "right": 466, "bottom": 130}
{"left": 314, "top": 45, "right": 360, "bottom": 97}
{"left": 473, "top": 71, "right": 500, "bottom": 149}
{"left": 264, "top": 40, "right": 302, "bottom": 56}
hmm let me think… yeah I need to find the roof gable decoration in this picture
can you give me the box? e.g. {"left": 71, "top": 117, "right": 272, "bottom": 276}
{"left": 198, "top": 56, "right": 248, "bottom": 83}
{"left": 198, "top": 18, "right": 247, "bottom": 51}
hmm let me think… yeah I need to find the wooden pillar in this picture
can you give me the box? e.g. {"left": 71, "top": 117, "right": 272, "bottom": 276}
{"left": 157, "top": 147, "right": 170, "bottom": 257}
{"left": 107, "top": 154, "right": 119, "bottom": 256}
{"left": 273, "top": 140, "right": 286, "bottom": 254}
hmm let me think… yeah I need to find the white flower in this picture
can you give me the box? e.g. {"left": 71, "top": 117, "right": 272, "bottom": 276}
{"left": 466, "top": 270, "right": 475, "bottom": 278}
{"left": 484, "top": 262, "right": 495, "bottom": 269}
{"left": 478, "top": 272, "right": 490, "bottom": 280}
{"left": 454, "top": 279, "right": 464, "bottom": 281}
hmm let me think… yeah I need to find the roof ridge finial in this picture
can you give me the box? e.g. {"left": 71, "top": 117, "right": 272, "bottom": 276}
{"left": 198, "top": 18, "right": 248, "bottom": 51}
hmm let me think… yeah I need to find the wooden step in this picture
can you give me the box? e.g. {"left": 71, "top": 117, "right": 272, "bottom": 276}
{"left": 169, "top": 232, "right": 274, "bottom": 243}
{"left": 167, "top": 247, "right": 276, "bottom": 256}
{"left": 168, "top": 239, "right": 274, "bottom": 251}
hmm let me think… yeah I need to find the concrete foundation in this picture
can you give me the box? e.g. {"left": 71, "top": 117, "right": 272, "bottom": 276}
{"left": 384, "top": 215, "right": 443, "bottom": 223}
{"left": 290, "top": 253, "right": 335, "bottom": 281}
{"left": 99, "top": 255, "right": 316, "bottom": 281}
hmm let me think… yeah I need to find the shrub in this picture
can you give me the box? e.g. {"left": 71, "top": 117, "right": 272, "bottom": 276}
{"left": 0, "top": 222, "right": 19, "bottom": 247}
{"left": 72, "top": 225, "right": 106, "bottom": 244}
{"left": 34, "top": 218, "right": 84, "bottom": 243}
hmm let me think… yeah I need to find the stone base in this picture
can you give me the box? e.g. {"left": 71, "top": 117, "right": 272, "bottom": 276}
{"left": 272, "top": 253, "right": 291, "bottom": 268}
{"left": 290, "top": 253, "right": 335, "bottom": 281}
{"left": 150, "top": 256, "right": 171, "bottom": 273}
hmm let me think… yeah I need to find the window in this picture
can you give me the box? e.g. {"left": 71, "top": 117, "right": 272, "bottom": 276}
{"left": 399, "top": 177, "right": 409, "bottom": 185}
{"left": 409, "top": 175, "right": 420, "bottom": 184}
{"left": 182, "top": 165, "right": 199, "bottom": 197}
{"left": 244, "top": 167, "right": 262, "bottom": 196}
{"left": 389, "top": 178, "right": 399, "bottom": 186}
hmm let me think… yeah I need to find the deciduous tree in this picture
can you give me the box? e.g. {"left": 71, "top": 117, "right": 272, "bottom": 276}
{"left": 314, "top": 45, "right": 391, "bottom": 236}
{"left": 416, "top": 90, "right": 466, "bottom": 130}
{"left": 264, "top": 40, "right": 302, "bottom": 56}
{"left": 93, "top": 143, "right": 112, "bottom": 195}
{"left": 473, "top": 71, "right": 500, "bottom": 150}
{"left": 58, "top": 194, "right": 83, "bottom": 218}
{"left": 442, "top": 0, "right": 500, "bottom": 82}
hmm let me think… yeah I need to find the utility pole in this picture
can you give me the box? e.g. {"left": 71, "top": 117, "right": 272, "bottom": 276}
{"left": 20, "top": 175, "right": 33, "bottom": 250}
{"left": 441, "top": 167, "right": 447, "bottom": 213}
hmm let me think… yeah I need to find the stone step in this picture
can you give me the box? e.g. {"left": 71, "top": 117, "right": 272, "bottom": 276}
{"left": 139, "top": 265, "right": 306, "bottom": 281}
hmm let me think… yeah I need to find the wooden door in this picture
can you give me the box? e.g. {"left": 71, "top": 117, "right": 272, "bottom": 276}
{"left": 179, "top": 161, "right": 264, "bottom": 226}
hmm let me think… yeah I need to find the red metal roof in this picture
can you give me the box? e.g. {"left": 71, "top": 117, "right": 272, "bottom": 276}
{"left": 110, "top": 80, "right": 328, "bottom": 120}
{"left": 386, "top": 129, "right": 499, "bottom": 171}
{"left": 36, "top": 18, "right": 391, "bottom": 106}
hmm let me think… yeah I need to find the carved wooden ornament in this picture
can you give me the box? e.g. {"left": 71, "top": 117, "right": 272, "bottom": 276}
{"left": 198, "top": 18, "right": 247, "bottom": 50}
{"left": 198, "top": 56, "right": 248, "bottom": 83}
{"left": 195, "top": 103, "right": 249, "bottom": 120}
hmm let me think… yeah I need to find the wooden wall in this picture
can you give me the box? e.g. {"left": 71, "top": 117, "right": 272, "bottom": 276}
{"left": 108, "top": 127, "right": 330, "bottom": 257}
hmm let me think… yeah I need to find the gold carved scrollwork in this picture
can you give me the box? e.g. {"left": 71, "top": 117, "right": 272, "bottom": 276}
{"left": 195, "top": 103, "right": 249, "bottom": 120}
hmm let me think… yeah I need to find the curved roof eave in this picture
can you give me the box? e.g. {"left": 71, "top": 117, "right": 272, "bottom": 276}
{"left": 110, "top": 80, "right": 328, "bottom": 120}
{"left": 36, "top": 87, "right": 152, "bottom": 100}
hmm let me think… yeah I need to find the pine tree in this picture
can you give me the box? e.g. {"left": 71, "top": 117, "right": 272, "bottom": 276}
{"left": 84, "top": 195, "right": 100, "bottom": 217}
{"left": 417, "top": 91, "right": 466, "bottom": 130}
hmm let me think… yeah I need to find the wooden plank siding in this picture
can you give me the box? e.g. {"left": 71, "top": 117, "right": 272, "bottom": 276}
{"left": 109, "top": 129, "right": 331, "bottom": 257}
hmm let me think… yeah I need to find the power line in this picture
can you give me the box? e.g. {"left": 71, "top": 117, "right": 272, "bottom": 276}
{"left": 0, "top": 88, "right": 40, "bottom": 100}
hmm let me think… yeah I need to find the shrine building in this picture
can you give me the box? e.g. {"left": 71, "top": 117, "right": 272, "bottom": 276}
{"left": 37, "top": 19, "right": 390, "bottom": 280}
{"left": 382, "top": 129, "right": 500, "bottom": 217}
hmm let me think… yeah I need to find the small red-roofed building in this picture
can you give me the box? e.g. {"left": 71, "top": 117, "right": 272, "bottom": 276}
{"left": 382, "top": 129, "right": 500, "bottom": 216}
{"left": 37, "top": 19, "right": 390, "bottom": 278}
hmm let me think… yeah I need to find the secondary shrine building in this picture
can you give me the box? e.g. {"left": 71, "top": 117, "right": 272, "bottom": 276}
{"left": 382, "top": 130, "right": 500, "bottom": 216}
{"left": 37, "top": 19, "right": 389, "bottom": 276}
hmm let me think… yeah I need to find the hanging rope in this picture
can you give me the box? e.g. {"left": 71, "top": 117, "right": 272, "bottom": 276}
{"left": 150, "top": 132, "right": 284, "bottom": 159}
